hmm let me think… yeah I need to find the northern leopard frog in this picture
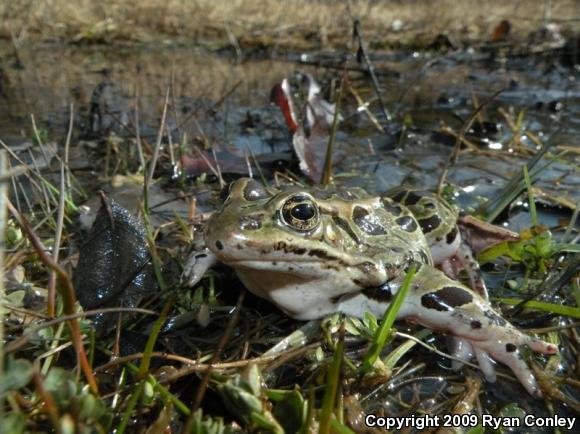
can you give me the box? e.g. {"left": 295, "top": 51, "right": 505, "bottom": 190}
{"left": 184, "top": 178, "right": 557, "bottom": 397}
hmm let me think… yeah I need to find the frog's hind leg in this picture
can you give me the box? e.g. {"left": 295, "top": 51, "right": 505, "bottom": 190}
{"left": 402, "top": 265, "right": 557, "bottom": 397}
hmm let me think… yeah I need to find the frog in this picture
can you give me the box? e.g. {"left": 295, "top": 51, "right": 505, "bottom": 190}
{"left": 184, "top": 178, "right": 557, "bottom": 397}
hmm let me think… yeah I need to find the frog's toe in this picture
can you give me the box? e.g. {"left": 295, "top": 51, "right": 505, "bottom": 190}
{"left": 484, "top": 341, "right": 542, "bottom": 397}
{"left": 448, "top": 337, "right": 474, "bottom": 370}
{"left": 472, "top": 334, "right": 554, "bottom": 397}
{"left": 183, "top": 249, "right": 217, "bottom": 286}
{"left": 474, "top": 349, "right": 497, "bottom": 383}
{"left": 525, "top": 337, "right": 558, "bottom": 355}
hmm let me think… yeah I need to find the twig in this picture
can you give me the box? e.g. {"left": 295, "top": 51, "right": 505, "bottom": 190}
{"left": 0, "top": 151, "right": 7, "bottom": 423}
{"left": 182, "top": 291, "right": 246, "bottom": 433}
{"left": 436, "top": 87, "right": 505, "bottom": 194}
{"left": 32, "top": 369, "right": 62, "bottom": 434}
{"left": 64, "top": 103, "right": 74, "bottom": 192}
{"left": 46, "top": 164, "right": 66, "bottom": 317}
{"left": 0, "top": 165, "right": 27, "bottom": 181}
{"left": 321, "top": 73, "right": 346, "bottom": 185}
{"left": 351, "top": 18, "right": 391, "bottom": 129}
{"left": 6, "top": 200, "right": 99, "bottom": 394}
{"left": 347, "top": 82, "right": 384, "bottom": 133}
{"left": 145, "top": 87, "right": 170, "bottom": 194}
{"left": 134, "top": 86, "right": 146, "bottom": 171}
{"left": 5, "top": 307, "right": 158, "bottom": 353}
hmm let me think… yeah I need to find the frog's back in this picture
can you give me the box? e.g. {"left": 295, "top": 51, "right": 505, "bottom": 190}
{"left": 312, "top": 189, "right": 433, "bottom": 276}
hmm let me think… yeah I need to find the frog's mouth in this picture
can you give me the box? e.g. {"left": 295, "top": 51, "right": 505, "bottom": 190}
{"left": 224, "top": 258, "right": 326, "bottom": 273}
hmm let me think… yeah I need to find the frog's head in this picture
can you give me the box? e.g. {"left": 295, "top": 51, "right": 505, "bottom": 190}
{"left": 204, "top": 178, "right": 393, "bottom": 317}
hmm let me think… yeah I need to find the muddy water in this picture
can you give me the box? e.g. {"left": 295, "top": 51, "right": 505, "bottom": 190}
{"left": 1, "top": 42, "right": 578, "bottom": 216}
{"left": 0, "top": 43, "right": 299, "bottom": 142}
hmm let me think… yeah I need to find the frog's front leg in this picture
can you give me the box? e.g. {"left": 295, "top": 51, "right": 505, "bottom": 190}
{"left": 339, "top": 265, "right": 557, "bottom": 397}
{"left": 182, "top": 231, "right": 218, "bottom": 287}
{"left": 437, "top": 238, "right": 488, "bottom": 299}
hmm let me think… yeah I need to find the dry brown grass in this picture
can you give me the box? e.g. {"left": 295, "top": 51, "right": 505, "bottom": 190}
{"left": 1, "top": 0, "right": 579, "bottom": 48}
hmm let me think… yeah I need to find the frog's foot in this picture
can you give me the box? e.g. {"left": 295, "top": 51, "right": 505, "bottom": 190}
{"left": 182, "top": 248, "right": 218, "bottom": 286}
{"left": 404, "top": 265, "right": 557, "bottom": 397}
{"left": 459, "top": 328, "right": 557, "bottom": 397}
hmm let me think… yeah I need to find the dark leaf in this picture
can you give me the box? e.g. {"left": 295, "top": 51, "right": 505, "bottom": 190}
{"left": 74, "top": 195, "right": 155, "bottom": 333}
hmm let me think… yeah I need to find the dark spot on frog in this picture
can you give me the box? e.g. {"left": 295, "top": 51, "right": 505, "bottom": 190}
{"left": 381, "top": 198, "right": 402, "bottom": 216}
{"left": 446, "top": 227, "right": 458, "bottom": 244}
{"left": 363, "top": 281, "right": 393, "bottom": 302}
{"left": 357, "top": 261, "right": 377, "bottom": 273}
{"left": 353, "top": 206, "right": 387, "bottom": 235}
{"left": 308, "top": 249, "right": 338, "bottom": 260}
{"left": 271, "top": 241, "right": 311, "bottom": 256}
{"left": 423, "top": 201, "right": 436, "bottom": 209}
{"left": 321, "top": 263, "right": 339, "bottom": 271}
{"left": 404, "top": 191, "right": 422, "bottom": 205}
{"left": 236, "top": 244, "right": 243, "bottom": 250}
{"left": 438, "top": 286, "right": 473, "bottom": 306}
{"left": 483, "top": 310, "right": 507, "bottom": 326}
{"left": 272, "top": 261, "right": 277, "bottom": 266}
{"left": 215, "top": 241, "right": 224, "bottom": 250}
{"left": 421, "top": 286, "right": 473, "bottom": 311}
{"left": 395, "top": 215, "right": 418, "bottom": 232}
{"left": 417, "top": 250, "right": 430, "bottom": 264}
{"left": 418, "top": 214, "right": 442, "bottom": 233}
{"left": 353, "top": 206, "right": 369, "bottom": 219}
{"left": 239, "top": 213, "right": 264, "bottom": 230}
{"left": 196, "top": 253, "right": 207, "bottom": 258}
{"left": 470, "top": 320, "right": 482, "bottom": 329}
{"left": 421, "top": 292, "right": 449, "bottom": 311}
{"left": 505, "top": 343, "right": 517, "bottom": 352}
{"left": 332, "top": 216, "right": 361, "bottom": 243}
{"left": 390, "top": 190, "right": 408, "bottom": 203}
{"left": 274, "top": 241, "right": 287, "bottom": 250}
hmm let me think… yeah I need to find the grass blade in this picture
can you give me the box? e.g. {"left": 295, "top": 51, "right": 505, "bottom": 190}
{"left": 362, "top": 264, "right": 416, "bottom": 373}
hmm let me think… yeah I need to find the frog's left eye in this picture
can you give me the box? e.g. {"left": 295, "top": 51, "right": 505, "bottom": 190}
{"left": 281, "top": 195, "right": 319, "bottom": 231}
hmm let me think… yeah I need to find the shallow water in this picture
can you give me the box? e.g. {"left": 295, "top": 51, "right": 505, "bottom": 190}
{"left": 1, "top": 43, "right": 578, "bottom": 219}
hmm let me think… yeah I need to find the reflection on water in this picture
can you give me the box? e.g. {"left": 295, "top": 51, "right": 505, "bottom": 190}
{"left": 0, "top": 42, "right": 578, "bottom": 211}
{"left": 0, "top": 43, "right": 302, "bottom": 143}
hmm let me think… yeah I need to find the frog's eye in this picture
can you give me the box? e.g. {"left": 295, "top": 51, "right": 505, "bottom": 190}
{"left": 281, "top": 195, "right": 319, "bottom": 231}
